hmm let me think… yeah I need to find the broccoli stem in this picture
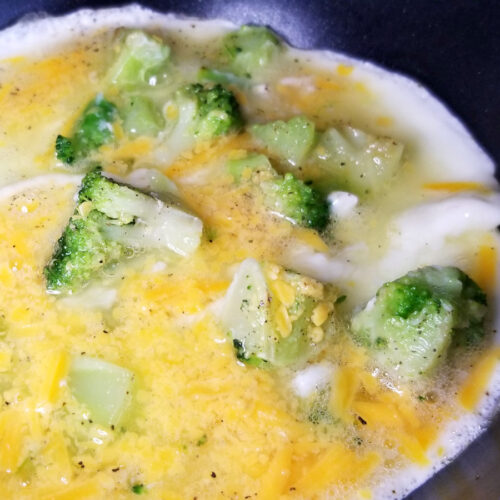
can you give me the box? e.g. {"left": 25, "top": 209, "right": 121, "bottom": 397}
{"left": 45, "top": 167, "right": 203, "bottom": 293}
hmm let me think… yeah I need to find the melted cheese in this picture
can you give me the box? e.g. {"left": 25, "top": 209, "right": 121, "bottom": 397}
{"left": 0, "top": 6, "right": 497, "bottom": 500}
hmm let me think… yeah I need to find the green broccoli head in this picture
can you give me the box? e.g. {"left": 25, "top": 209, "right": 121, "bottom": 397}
{"left": 394, "top": 266, "right": 487, "bottom": 347}
{"left": 55, "top": 135, "right": 75, "bottom": 164}
{"left": 77, "top": 166, "right": 151, "bottom": 224}
{"left": 158, "top": 83, "right": 243, "bottom": 165}
{"left": 351, "top": 266, "right": 488, "bottom": 378}
{"left": 383, "top": 281, "right": 437, "bottom": 319}
{"left": 223, "top": 25, "right": 281, "bottom": 78}
{"left": 45, "top": 210, "right": 123, "bottom": 293}
{"left": 108, "top": 30, "right": 171, "bottom": 88}
{"left": 261, "top": 172, "right": 329, "bottom": 231}
{"left": 55, "top": 95, "right": 117, "bottom": 165}
{"left": 45, "top": 167, "right": 203, "bottom": 293}
{"left": 226, "top": 154, "right": 329, "bottom": 231}
{"left": 180, "top": 83, "right": 243, "bottom": 139}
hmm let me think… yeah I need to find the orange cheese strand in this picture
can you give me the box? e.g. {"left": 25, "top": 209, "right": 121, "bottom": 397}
{"left": 471, "top": 236, "right": 497, "bottom": 296}
{"left": 395, "top": 432, "right": 430, "bottom": 466}
{"left": 107, "top": 137, "right": 153, "bottom": 159}
{"left": 38, "top": 350, "right": 68, "bottom": 405}
{"left": 458, "top": 347, "right": 500, "bottom": 411}
{"left": 259, "top": 445, "right": 293, "bottom": 500}
{"left": 291, "top": 226, "right": 329, "bottom": 253}
{"left": 422, "top": 181, "right": 491, "bottom": 193}
{"left": 329, "top": 366, "right": 360, "bottom": 422}
{"left": 293, "top": 444, "right": 380, "bottom": 494}
{"left": 353, "top": 400, "right": 402, "bottom": 428}
{"left": 0, "top": 408, "right": 26, "bottom": 473}
{"left": 165, "top": 133, "right": 252, "bottom": 179}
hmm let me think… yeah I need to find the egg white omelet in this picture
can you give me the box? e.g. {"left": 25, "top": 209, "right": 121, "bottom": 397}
{"left": 0, "top": 7, "right": 498, "bottom": 499}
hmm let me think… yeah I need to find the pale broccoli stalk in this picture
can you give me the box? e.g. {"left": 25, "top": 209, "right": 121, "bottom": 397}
{"left": 227, "top": 154, "right": 329, "bottom": 231}
{"left": 45, "top": 167, "right": 202, "bottom": 293}
{"left": 103, "top": 30, "right": 171, "bottom": 140}
{"left": 351, "top": 266, "right": 487, "bottom": 378}
{"left": 69, "top": 356, "right": 134, "bottom": 427}
{"left": 55, "top": 95, "right": 117, "bottom": 165}
{"left": 55, "top": 31, "right": 171, "bottom": 160}
{"left": 226, "top": 153, "right": 274, "bottom": 183}
{"left": 108, "top": 30, "right": 171, "bottom": 89}
{"left": 198, "top": 66, "right": 250, "bottom": 88}
{"left": 219, "top": 258, "right": 335, "bottom": 367}
{"left": 222, "top": 25, "right": 281, "bottom": 79}
{"left": 121, "top": 95, "right": 165, "bottom": 137}
{"left": 250, "top": 118, "right": 404, "bottom": 196}
{"left": 157, "top": 83, "right": 243, "bottom": 164}
{"left": 309, "top": 126, "right": 404, "bottom": 196}
{"left": 125, "top": 168, "right": 181, "bottom": 201}
{"left": 250, "top": 116, "right": 317, "bottom": 166}
{"left": 106, "top": 30, "right": 171, "bottom": 138}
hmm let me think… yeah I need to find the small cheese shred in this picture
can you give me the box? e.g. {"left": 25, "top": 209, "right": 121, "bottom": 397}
{"left": 459, "top": 348, "right": 500, "bottom": 411}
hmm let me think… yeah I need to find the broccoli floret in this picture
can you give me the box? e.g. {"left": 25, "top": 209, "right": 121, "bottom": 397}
{"left": 157, "top": 83, "right": 242, "bottom": 165}
{"left": 108, "top": 30, "right": 170, "bottom": 88}
{"left": 180, "top": 83, "right": 243, "bottom": 138}
{"left": 77, "top": 166, "right": 150, "bottom": 224}
{"left": 45, "top": 167, "right": 202, "bottom": 293}
{"left": 309, "top": 125, "right": 404, "bottom": 196}
{"left": 226, "top": 154, "right": 329, "bottom": 231}
{"left": 261, "top": 173, "right": 329, "bottom": 231}
{"left": 45, "top": 210, "right": 123, "bottom": 292}
{"left": 351, "top": 266, "right": 488, "bottom": 378}
{"left": 220, "top": 259, "right": 335, "bottom": 367}
{"left": 250, "top": 116, "right": 317, "bottom": 166}
{"left": 222, "top": 25, "right": 281, "bottom": 78}
{"left": 55, "top": 95, "right": 117, "bottom": 165}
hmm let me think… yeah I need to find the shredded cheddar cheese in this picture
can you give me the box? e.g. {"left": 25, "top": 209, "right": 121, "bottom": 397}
{"left": 459, "top": 348, "right": 500, "bottom": 411}
{"left": 0, "top": 11, "right": 496, "bottom": 500}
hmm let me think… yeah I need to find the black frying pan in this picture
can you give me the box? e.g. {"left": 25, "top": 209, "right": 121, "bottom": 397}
{"left": 1, "top": 1, "right": 499, "bottom": 498}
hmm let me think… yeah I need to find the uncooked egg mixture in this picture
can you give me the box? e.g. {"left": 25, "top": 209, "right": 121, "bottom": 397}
{"left": 0, "top": 6, "right": 498, "bottom": 500}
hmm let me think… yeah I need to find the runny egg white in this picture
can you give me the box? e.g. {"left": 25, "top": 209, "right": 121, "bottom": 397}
{"left": 0, "top": 6, "right": 498, "bottom": 499}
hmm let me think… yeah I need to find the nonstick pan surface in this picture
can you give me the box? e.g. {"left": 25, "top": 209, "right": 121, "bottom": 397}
{"left": 1, "top": 1, "right": 499, "bottom": 498}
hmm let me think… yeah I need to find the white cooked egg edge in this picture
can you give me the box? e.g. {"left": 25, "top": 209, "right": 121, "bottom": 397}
{"left": 0, "top": 5, "right": 499, "bottom": 498}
